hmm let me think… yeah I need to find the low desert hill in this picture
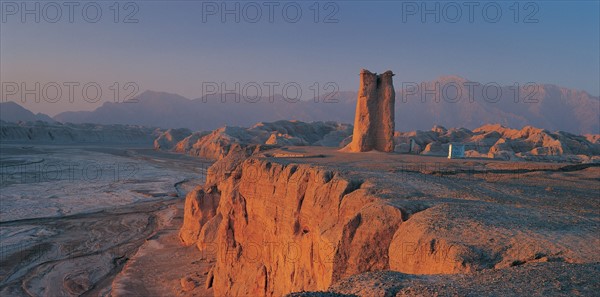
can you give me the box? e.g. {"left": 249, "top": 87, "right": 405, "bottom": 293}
{"left": 155, "top": 120, "right": 600, "bottom": 163}
{"left": 0, "top": 120, "right": 160, "bottom": 144}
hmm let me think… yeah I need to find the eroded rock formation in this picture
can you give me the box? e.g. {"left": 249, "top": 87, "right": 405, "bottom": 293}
{"left": 344, "top": 69, "right": 395, "bottom": 152}
{"left": 179, "top": 152, "right": 403, "bottom": 296}
{"left": 394, "top": 124, "right": 600, "bottom": 162}
{"left": 153, "top": 128, "right": 192, "bottom": 150}
{"left": 154, "top": 120, "right": 353, "bottom": 160}
{"left": 152, "top": 119, "right": 600, "bottom": 163}
{"left": 0, "top": 120, "right": 160, "bottom": 144}
{"left": 180, "top": 145, "right": 600, "bottom": 296}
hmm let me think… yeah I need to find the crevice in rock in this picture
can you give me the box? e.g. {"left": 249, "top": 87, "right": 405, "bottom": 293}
{"left": 388, "top": 202, "right": 430, "bottom": 222}
{"left": 323, "top": 170, "right": 334, "bottom": 183}
{"left": 342, "top": 179, "right": 364, "bottom": 196}
{"left": 288, "top": 165, "right": 298, "bottom": 179}
{"left": 206, "top": 269, "right": 214, "bottom": 289}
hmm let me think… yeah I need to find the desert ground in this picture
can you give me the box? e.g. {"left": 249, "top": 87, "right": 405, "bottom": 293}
{"left": 0, "top": 144, "right": 211, "bottom": 296}
{"left": 0, "top": 141, "right": 598, "bottom": 296}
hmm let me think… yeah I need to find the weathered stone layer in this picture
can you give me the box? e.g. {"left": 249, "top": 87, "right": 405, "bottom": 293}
{"left": 180, "top": 154, "right": 404, "bottom": 296}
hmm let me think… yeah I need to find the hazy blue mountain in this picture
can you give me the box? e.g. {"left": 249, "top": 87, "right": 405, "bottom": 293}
{"left": 52, "top": 77, "right": 599, "bottom": 134}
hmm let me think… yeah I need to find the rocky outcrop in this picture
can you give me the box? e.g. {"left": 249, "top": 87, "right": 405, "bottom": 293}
{"left": 180, "top": 155, "right": 403, "bottom": 296}
{"left": 172, "top": 131, "right": 211, "bottom": 153}
{"left": 180, "top": 185, "right": 221, "bottom": 245}
{"left": 0, "top": 120, "right": 159, "bottom": 144}
{"left": 395, "top": 124, "right": 600, "bottom": 162}
{"left": 344, "top": 70, "right": 395, "bottom": 152}
{"left": 180, "top": 146, "right": 600, "bottom": 296}
{"left": 158, "top": 120, "right": 353, "bottom": 160}
{"left": 153, "top": 128, "right": 192, "bottom": 150}
{"left": 585, "top": 134, "right": 600, "bottom": 144}
{"left": 157, "top": 121, "right": 600, "bottom": 162}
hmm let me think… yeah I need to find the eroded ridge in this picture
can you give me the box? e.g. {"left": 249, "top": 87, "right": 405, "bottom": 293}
{"left": 180, "top": 146, "right": 600, "bottom": 296}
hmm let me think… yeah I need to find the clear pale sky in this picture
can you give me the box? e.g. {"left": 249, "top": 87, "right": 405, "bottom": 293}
{"left": 1, "top": 1, "right": 599, "bottom": 116}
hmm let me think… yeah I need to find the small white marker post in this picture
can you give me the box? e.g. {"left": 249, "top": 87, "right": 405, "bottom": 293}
{"left": 448, "top": 144, "right": 465, "bottom": 159}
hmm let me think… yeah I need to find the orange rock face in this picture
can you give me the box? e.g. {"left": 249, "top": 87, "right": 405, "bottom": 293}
{"left": 180, "top": 155, "right": 403, "bottom": 296}
{"left": 180, "top": 146, "right": 600, "bottom": 296}
{"left": 179, "top": 185, "right": 220, "bottom": 245}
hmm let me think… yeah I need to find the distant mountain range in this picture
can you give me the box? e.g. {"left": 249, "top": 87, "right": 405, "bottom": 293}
{"left": 0, "top": 101, "right": 56, "bottom": 123}
{"left": 2, "top": 76, "right": 598, "bottom": 134}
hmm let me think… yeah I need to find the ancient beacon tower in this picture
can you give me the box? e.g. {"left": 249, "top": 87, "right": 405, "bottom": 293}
{"left": 344, "top": 69, "right": 395, "bottom": 152}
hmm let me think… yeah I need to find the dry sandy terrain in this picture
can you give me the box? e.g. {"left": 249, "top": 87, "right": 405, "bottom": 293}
{"left": 111, "top": 200, "right": 214, "bottom": 297}
{"left": 0, "top": 145, "right": 210, "bottom": 296}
